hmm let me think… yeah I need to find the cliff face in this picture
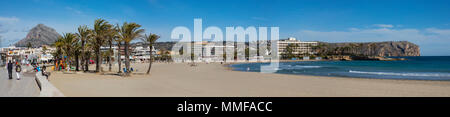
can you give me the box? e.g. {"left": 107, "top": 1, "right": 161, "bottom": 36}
{"left": 15, "top": 24, "right": 61, "bottom": 47}
{"left": 317, "top": 41, "right": 420, "bottom": 57}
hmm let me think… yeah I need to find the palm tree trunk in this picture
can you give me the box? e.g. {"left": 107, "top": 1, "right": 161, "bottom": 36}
{"left": 58, "top": 57, "right": 61, "bottom": 71}
{"left": 67, "top": 57, "right": 71, "bottom": 72}
{"left": 124, "top": 42, "right": 130, "bottom": 76}
{"left": 54, "top": 58, "right": 58, "bottom": 71}
{"left": 146, "top": 45, "right": 153, "bottom": 74}
{"left": 81, "top": 41, "right": 85, "bottom": 72}
{"left": 117, "top": 42, "right": 122, "bottom": 73}
{"left": 108, "top": 41, "right": 112, "bottom": 72}
{"left": 84, "top": 52, "right": 89, "bottom": 72}
{"left": 95, "top": 47, "right": 101, "bottom": 73}
{"left": 75, "top": 54, "right": 79, "bottom": 71}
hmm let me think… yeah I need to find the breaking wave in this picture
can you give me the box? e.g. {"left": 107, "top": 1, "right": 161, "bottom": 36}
{"left": 349, "top": 70, "right": 450, "bottom": 77}
{"left": 280, "top": 65, "right": 322, "bottom": 70}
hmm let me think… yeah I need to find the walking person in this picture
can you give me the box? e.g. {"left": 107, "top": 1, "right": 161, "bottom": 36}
{"left": 15, "top": 63, "right": 22, "bottom": 80}
{"left": 7, "top": 60, "right": 13, "bottom": 79}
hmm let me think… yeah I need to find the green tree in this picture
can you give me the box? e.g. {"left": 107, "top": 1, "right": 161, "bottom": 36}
{"left": 245, "top": 47, "right": 249, "bottom": 60}
{"left": 53, "top": 37, "right": 64, "bottom": 71}
{"left": 27, "top": 42, "right": 32, "bottom": 49}
{"left": 118, "top": 22, "right": 144, "bottom": 76}
{"left": 106, "top": 25, "right": 118, "bottom": 72}
{"left": 73, "top": 41, "right": 82, "bottom": 71}
{"left": 113, "top": 24, "right": 123, "bottom": 73}
{"left": 42, "top": 46, "right": 48, "bottom": 55}
{"left": 61, "top": 33, "right": 79, "bottom": 71}
{"left": 76, "top": 25, "right": 92, "bottom": 72}
{"left": 313, "top": 43, "right": 329, "bottom": 57}
{"left": 283, "top": 44, "right": 297, "bottom": 59}
{"left": 141, "top": 34, "right": 160, "bottom": 75}
{"left": 91, "top": 19, "right": 112, "bottom": 73}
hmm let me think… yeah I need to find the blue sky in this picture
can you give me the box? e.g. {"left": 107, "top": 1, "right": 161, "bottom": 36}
{"left": 0, "top": 0, "right": 449, "bottom": 56}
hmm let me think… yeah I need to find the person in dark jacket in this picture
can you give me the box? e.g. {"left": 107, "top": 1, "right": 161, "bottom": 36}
{"left": 7, "top": 60, "right": 13, "bottom": 79}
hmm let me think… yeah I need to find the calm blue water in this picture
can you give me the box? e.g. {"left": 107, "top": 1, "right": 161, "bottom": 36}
{"left": 230, "top": 56, "right": 450, "bottom": 81}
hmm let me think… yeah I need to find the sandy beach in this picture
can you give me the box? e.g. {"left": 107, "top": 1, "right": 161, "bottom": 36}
{"left": 50, "top": 62, "right": 450, "bottom": 97}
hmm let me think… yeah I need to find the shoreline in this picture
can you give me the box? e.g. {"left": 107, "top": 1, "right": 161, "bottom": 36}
{"left": 227, "top": 59, "right": 450, "bottom": 82}
{"left": 227, "top": 65, "right": 450, "bottom": 82}
{"left": 50, "top": 62, "right": 450, "bottom": 97}
{"left": 226, "top": 63, "right": 450, "bottom": 84}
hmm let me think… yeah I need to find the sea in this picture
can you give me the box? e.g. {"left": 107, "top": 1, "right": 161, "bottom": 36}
{"left": 229, "top": 56, "right": 450, "bottom": 81}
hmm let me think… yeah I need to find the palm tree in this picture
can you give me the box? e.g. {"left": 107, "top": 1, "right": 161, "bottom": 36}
{"left": 73, "top": 42, "right": 82, "bottom": 71}
{"left": 76, "top": 25, "right": 91, "bottom": 72}
{"left": 101, "top": 50, "right": 112, "bottom": 69}
{"left": 91, "top": 19, "right": 112, "bottom": 73}
{"left": 118, "top": 22, "right": 144, "bottom": 76}
{"left": 114, "top": 24, "right": 123, "bottom": 73}
{"left": 141, "top": 34, "right": 160, "bottom": 74}
{"left": 61, "top": 33, "right": 78, "bottom": 71}
{"left": 84, "top": 42, "right": 93, "bottom": 69}
{"left": 42, "top": 46, "right": 48, "bottom": 55}
{"left": 106, "top": 26, "right": 118, "bottom": 72}
{"left": 53, "top": 37, "right": 64, "bottom": 71}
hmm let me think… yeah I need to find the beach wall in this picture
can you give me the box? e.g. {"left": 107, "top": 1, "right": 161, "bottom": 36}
{"left": 35, "top": 72, "right": 65, "bottom": 97}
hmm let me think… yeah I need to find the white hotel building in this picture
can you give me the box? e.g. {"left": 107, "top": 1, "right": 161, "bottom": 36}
{"left": 277, "top": 37, "right": 318, "bottom": 55}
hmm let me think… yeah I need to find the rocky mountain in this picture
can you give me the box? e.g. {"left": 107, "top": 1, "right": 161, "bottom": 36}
{"left": 15, "top": 24, "right": 61, "bottom": 47}
{"left": 317, "top": 41, "right": 420, "bottom": 57}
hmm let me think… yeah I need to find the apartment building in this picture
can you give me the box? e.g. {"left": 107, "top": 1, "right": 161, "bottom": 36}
{"left": 277, "top": 37, "right": 318, "bottom": 55}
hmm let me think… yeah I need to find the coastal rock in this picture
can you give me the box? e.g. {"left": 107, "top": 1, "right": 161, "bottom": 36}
{"left": 317, "top": 41, "right": 420, "bottom": 57}
{"left": 15, "top": 24, "right": 61, "bottom": 47}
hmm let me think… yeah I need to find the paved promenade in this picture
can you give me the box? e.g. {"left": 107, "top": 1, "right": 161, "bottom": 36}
{"left": 0, "top": 67, "right": 40, "bottom": 97}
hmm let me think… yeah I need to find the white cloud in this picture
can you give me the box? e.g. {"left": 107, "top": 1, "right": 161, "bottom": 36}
{"left": 426, "top": 28, "right": 450, "bottom": 35}
{"left": 0, "top": 16, "right": 29, "bottom": 47}
{"left": 0, "top": 16, "right": 20, "bottom": 33}
{"left": 0, "top": 16, "right": 19, "bottom": 24}
{"left": 65, "top": 7, "right": 83, "bottom": 15}
{"left": 348, "top": 28, "right": 360, "bottom": 31}
{"left": 251, "top": 17, "right": 268, "bottom": 21}
{"left": 147, "top": 0, "right": 164, "bottom": 8}
{"left": 374, "top": 24, "right": 394, "bottom": 28}
{"left": 299, "top": 28, "right": 427, "bottom": 43}
{"left": 0, "top": 30, "right": 28, "bottom": 47}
